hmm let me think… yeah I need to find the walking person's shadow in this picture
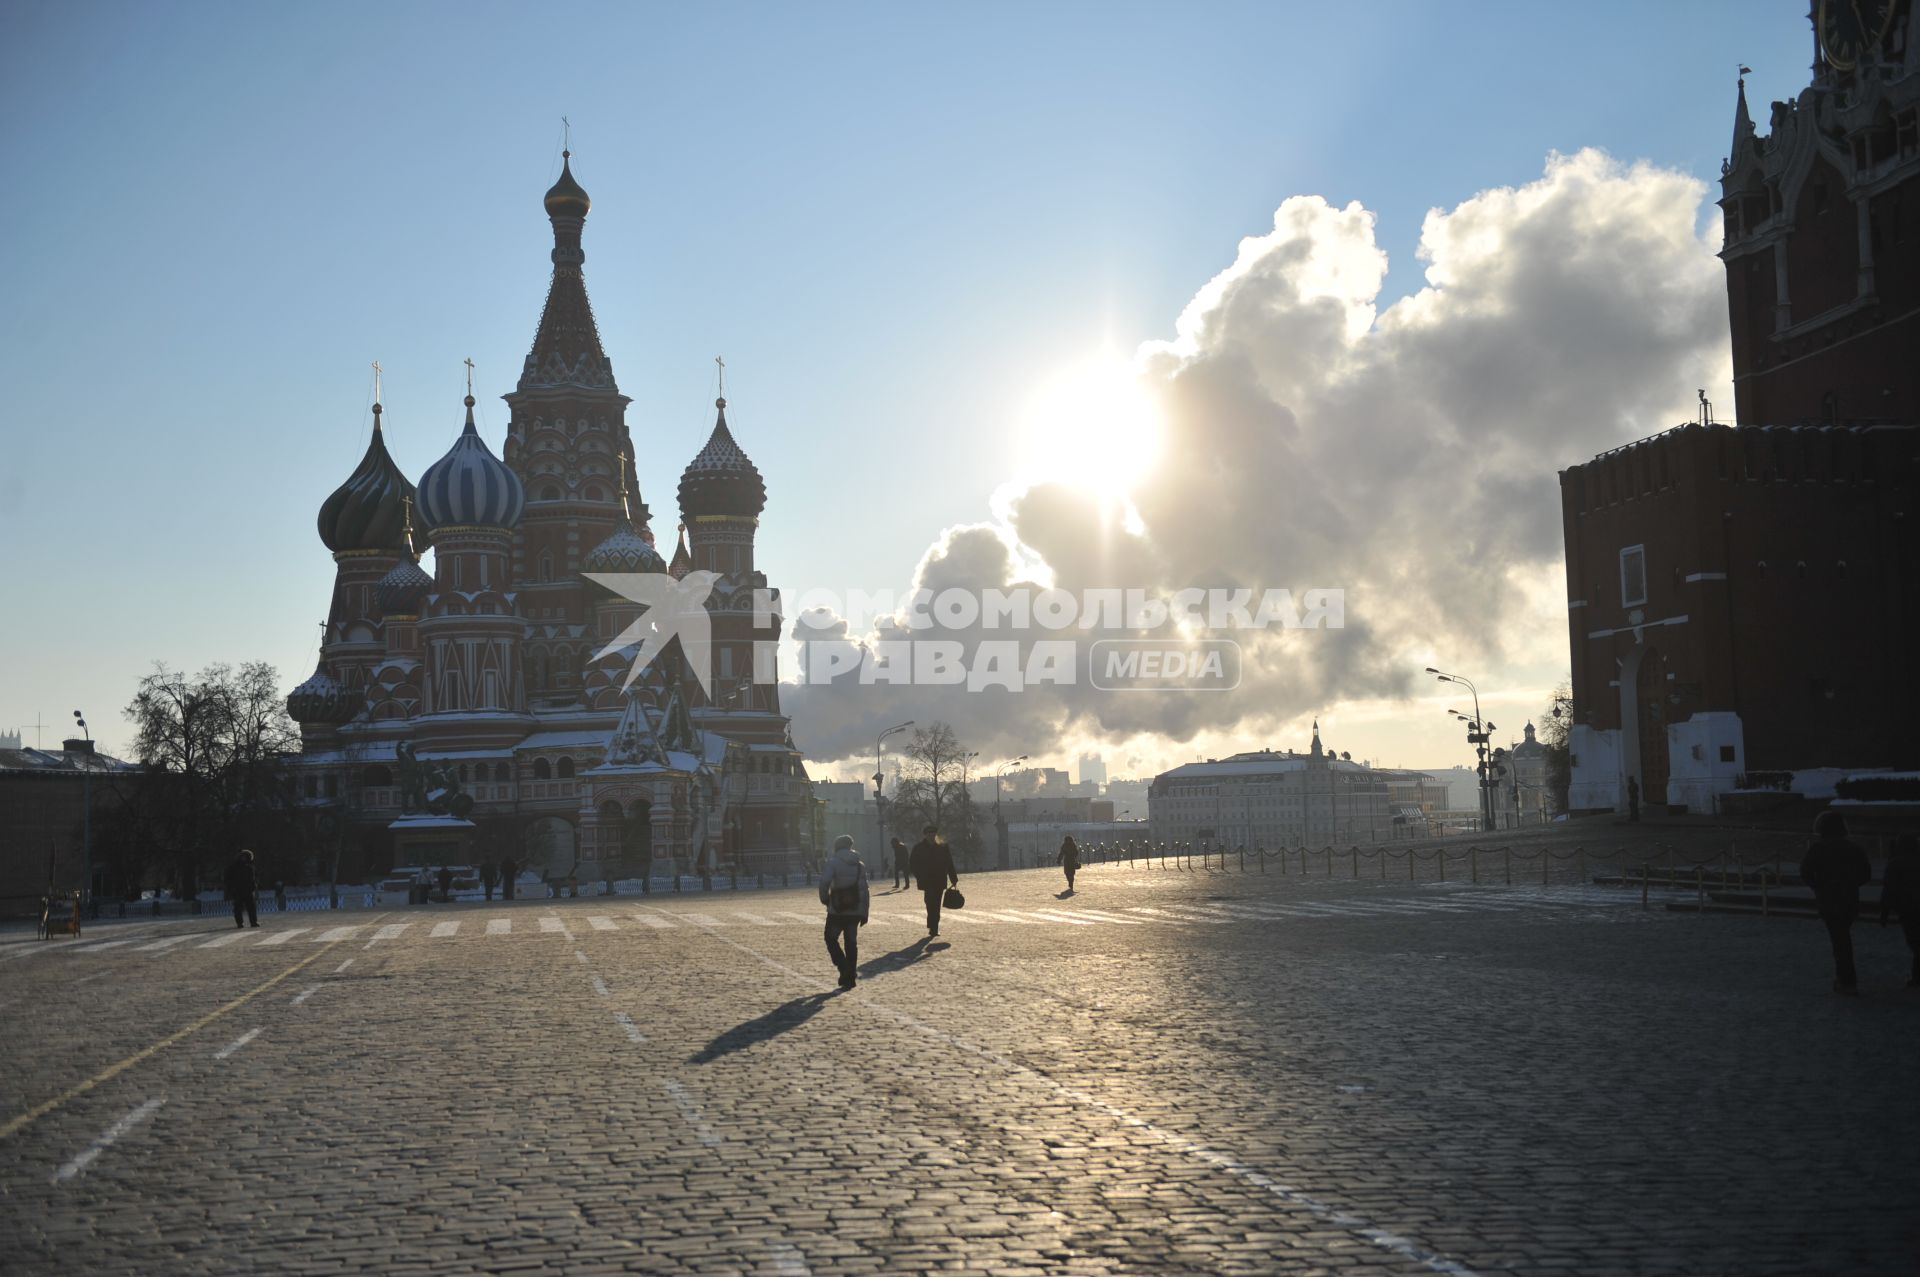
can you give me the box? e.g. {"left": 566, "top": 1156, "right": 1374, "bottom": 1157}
{"left": 858, "top": 937, "right": 932, "bottom": 980}
{"left": 1055, "top": 888, "right": 1076, "bottom": 899}
{"left": 689, "top": 992, "right": 838, "bottom": 1063}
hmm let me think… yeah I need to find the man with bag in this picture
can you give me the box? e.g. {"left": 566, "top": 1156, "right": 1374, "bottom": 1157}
{"left": 818, "top": 835, "right": 870, "bottom": 989}
{"left": 909, "top": 824, "right": 959, "bottom": 938}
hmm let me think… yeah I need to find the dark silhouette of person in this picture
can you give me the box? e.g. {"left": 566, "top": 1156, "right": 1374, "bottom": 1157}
{"left": 224, "top": 850, "right": 259, "bottom": 929}
{"left": 273, "top": 880, "right": 286, "bottom": 912}
{"left": 1626, "top": 776, "right": 1640, "bottom": 822}
{"left": 890, "top": 837, "right": 909, "bottom": 891}
{"left": 1879, "top": 832, "right": 1919, "bottom": 989}
{"left": 500, "top": 857, "right": 517, "bottom": 901}
{"left": 909, "top": 825, "right": 958, "bottom": 937}
{"left": 1058, "top": 834, "right": 1081, "bottom": 892}
{"left": 1801, "top": 810, "right": 1874, "bottom": 994}
{"left": 818, "top": 835, "right": 871, "bottom": 989}
{"left": 480, "top": 859, "right": 499, "bottom": 902}
{"left": 437, "top": 865, "right": 454, "bottom": 903}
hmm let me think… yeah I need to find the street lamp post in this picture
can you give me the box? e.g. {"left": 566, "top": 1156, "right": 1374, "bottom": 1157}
{"left": 1430, "top": 667, "right": 1495, "bottom": 832}
{"left": 74, "top": 710, "right": 93, "bottom": 911}
{"left": 994, "top": 755, "right": 1028, "bottom": 871}
{"left": 873, "top": 720, "right": 913, "bottom": 871}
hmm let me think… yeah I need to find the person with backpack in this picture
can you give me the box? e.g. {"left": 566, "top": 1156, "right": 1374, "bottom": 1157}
{"left": 1879, "top": 832, "right": 1919, "bottom": 989}
{"left": 224, "top": 850, "right": 259, "bottom": 929}
{"left": 818, "top": 835, "right": 870, "bottom": 989}
{"left": 1058, "top": 834, "right": 1081, "bottom": 892}
{"left": 909, "top": 825, "right": 959, "bottom": 938}
{"left": 1801, "top": 810, "right": 1874, "bottom": 995}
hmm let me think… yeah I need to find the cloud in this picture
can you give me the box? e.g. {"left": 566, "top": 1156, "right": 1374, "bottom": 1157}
{"left": 785, "top": 149, "right": 1731, "bottom": 769}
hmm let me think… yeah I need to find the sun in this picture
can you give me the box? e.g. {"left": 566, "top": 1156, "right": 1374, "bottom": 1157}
{"left": 1015, "top": 354, "right": 1164, "bottom": 495}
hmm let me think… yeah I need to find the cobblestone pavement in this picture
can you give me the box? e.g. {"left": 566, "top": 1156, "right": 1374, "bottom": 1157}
{"left": 2, "top": 864, "right": 1915, "bottom": 1275}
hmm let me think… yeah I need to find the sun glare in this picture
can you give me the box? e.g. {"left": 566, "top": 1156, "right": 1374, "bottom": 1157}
{"left": 1016, "top": 355, "right": 1164, "bottom": 495}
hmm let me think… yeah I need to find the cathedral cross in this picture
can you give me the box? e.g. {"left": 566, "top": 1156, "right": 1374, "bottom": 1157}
{"left": 463, "top": 357, "right": 475, "bottom": 395}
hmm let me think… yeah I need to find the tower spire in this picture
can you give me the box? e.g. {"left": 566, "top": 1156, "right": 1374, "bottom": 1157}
{"left": 1732, "top": 66, "right": 1756, "bottom": 157}
{"left": 372, "top": 359, "right": 384, "bottom": 427}
{"left": 524, "top": 146, "right": 611, "bottom": 391}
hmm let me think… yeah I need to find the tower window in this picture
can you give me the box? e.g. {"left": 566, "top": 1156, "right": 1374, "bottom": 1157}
{"left": 1619, "top": 545, "right": 1647, "bottom": 607}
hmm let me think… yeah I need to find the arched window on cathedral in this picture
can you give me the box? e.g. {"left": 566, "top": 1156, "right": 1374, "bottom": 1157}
{"left": 557, "top": 757, "right": 575, "bottom": 779}
{"left": 553, "top": 650, "right": 572, "bottom": 685}
{"left": 539, "top": 551, "right": 553, "bottom": 583}
{"left": 531, "top": 651, "right": 548, "bottom": 690}
{"left": 534, "top": 758, "right": 552, "bottom": 780}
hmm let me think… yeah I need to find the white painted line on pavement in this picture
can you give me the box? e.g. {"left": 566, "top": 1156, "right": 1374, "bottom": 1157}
{"left": 212, "top": 1028, "right": 261, "bottom": 1060}
{"left": 134, "top": 935, "right": 195, "bottom": 952}
{"left": 663, "top": 1080, "right": 720, "bottom": 1147}
{"left": 731, "top": 912, "right": 780, "bottom": 926}
{"left": 591, "top": 975, "right": 611, "bottom": 998}
{"left": 1125, "top": 907, "right": 1225, "bottom": 924}
{"left": 365, "top": 923, "right": 411, "bottom": 947}
{"left": 486, "top": 918, "right": 512, "bottom": 936}
{"left": 765, "top": 1241, "right": 812, "bottom": 1275}
{"left": 256, "top": 928, "right": 309, "bottom": 946}
{"left": 69, "top": 970, "right": 111, "bottom": 987}
{"left": 539, "top": 916, "right": 568, "bottom": 934}
{"left": 1052, "top": 909, "right": 1143, "bottom": 925}
{"left": 629, "top": 911, "right": 675, "bottom": 929}
{"left": 333, "top": 958, "right": 355, "bottom": 974}
{"left": 612, "top": 1010, "right": 646, "bottom": 1044}
{"left": 290, "top": 986, "right": 321, "bottom": 1005}
{"left": 313, "top": 926, "right": 362, "bottom": 943}
{"left": 431, "top": 920, "right": 461, "bottom": 937}
{"left": 680, "top": 913, "right": 727, "bottom": 927}
{"left": 74, "top": 939, "right": 138, "bottom": 952}
{"left": 1034, "top": 909, "right": 1133, "bottom": 925}
{"left": 776, "top": 912, "right": 820, "bottom": 926}
{"left": 52, "top": 1098, "right": 165, "bottom": 1184}
{"left": 575, "top": 949, "right": 590, "bottom": 964}
{"left": 198, "top": 931, "right": 249, "bottom": 948}
{"left": 702, "top": 927, "right": 1484, "bottom": 1277}
{"left": 588, "top": 915, "right": 618, "bottom": 931}
{"left": 971, "top": 910, "right": 1042, "bottom": 924}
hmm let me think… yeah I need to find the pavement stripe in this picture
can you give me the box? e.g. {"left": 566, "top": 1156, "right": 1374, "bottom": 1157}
{"left": 314, "top": 926, "right": 362, "bottom": 942}
{"left": 1047, "top": 909, "right": 1142, "bottom": 925}
{"left": 1, "top": 938, "right": 343, "bottom": 1144}
{"left": 51, "top": 1098, "right": 166, "bottom": 1184}
{"left": 290, "top": 986, "right": 320, "bottom": 1005}
{"left": 588, "top": 916, "right": 618, "bottom": 931}
{"left": 486, "top": 919, "right": 512, "bottom": 936}
{"left": 972, "top": 910, "right": 1043, "bottom": 924}
{"left": 255, "top": 928, "right": 310, "bottom": 946}
{"left": 629, "top": 912, "right": 675, "bottom": 929}
{"left": 731, "top": 912, "right": 780, "bottom": 926}
{"left": 134, "top": 935, "right": 195, "bottom": 952}
{"left": 663, "top": 1080, "right": 721, "bottom": 1147}
{"left": 765, "top": 1242, "right": 811, "bottom": 1276}
{"left": 539, "top": 916, "right": 568, "bottom": 933}
{"left": 72, "top": 939, "right": 138, "bottom": 953}
{"left": 366, "top": 923, "right": 411, "bottom": 946}
{"left": 681, "top": 913, "right": 728, "bottom": 927}
{"left": 212, "top": 1028, "right": 261, "bottom": 1060}
{"left": 590, "top": 974, "right": 610, "bottom": 996}
{"left": 197, "top": 931, "right": 251, "bottom": 948}
{"left": 1125, "top": 907, "right": 1223, "bottom": 924}
{"left": 333, "top": 958, "right": 355, "bottom": 974}
{"left": 430, "top": 921, "right": 461, "bottom": 938}
{"left": 776, "top": 912, "right": 821, "bottom": 926}
{"left": 1016, "top": 909, "right": 1098, "bottom": 926}
{"left": 612, "top": 1010, "right": 646, "bottom": 1043}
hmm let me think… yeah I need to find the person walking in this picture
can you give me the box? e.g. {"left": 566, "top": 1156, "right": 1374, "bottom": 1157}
{"left": 224, "top": 850, "right": 259, "bottom": 929}
{"left": 500, "top": 857, "right": 518, "bottom": 901}
{"left": 436, "top": 865, "right": 455, "bottom": 903}
{"left": 1879, "top": 832, "right": 1920, "bottom": 989}
{"left": 1801, "top": 810, "right": 1874, "bottom": 995}
{"left": 818, "top": 834, "right": 871, "bottom": 989}
{"left": 480, "top": 859, "right": 499, "bottom": 902}
{"left": 890, "top": 837, "right": 908, "bottom": 891}
{"left": 273, "top": 880, "right": 287, "bottom": 912}
{"left": 1058, "top": 834, "right": 1081, "bottom": 892}
{"left": 909, "top": 825, "right": 959, "bottom": 937}
{"left": 1626, "top": 776, "right": 1641, "bottom": 822}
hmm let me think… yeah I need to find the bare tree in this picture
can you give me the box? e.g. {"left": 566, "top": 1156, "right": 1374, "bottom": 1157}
{"left": 1540, "top": 681, "right": 1573, "bottom": 815}
{"left": 890, "top": 723, "right": 976, "bottom": 840}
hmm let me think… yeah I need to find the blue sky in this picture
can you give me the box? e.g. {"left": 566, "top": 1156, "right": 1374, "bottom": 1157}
{"left": 0, "top": 2, "right": 1811, "bottom": 768}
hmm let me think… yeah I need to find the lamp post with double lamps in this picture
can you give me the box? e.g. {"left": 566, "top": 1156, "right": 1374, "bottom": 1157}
{"left": 74, "top": 709, "right": 93, "bottom": 912}
{"left": 1432, "top": 665, "right": 1496, "bottom": 833}
{"left": 994, "top": 755, "right": 1028, "bottom": 870}
{"left": 873, "top": 720, "right": 913, "bottom": 873}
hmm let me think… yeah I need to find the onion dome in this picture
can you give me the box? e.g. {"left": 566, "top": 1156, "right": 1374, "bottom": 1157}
{"left": 417, "top": 396, "right": 526, "bottom": 532}
{"left": 544, "top": 150, "right": 590, "bottom": 219}
{"left": 678, "top": 398, "right": 766, "bottom": 519}
{"left": 287, "top": 661, "right": 355, "bottom": 725}
{"left": 668, "top": 524, "right": 692, "bottom": 580}
{"left": 377, "top": 557, "right": 433, "bottom": 614}
{"left": 317, "top": 403, "right": 415, "bottom": 552}
{"left": 584, "top": 522, "right": 668, "bottom": 574}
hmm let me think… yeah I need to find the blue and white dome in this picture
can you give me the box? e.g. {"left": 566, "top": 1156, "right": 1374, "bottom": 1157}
{"left": 417, "top": 396, "right": 525, "bottom": 532}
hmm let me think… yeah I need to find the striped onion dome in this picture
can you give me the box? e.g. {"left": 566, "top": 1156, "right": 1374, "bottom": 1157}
{"left": 286, "top": 661, "right": 355, "bottom": 725}
{"left": 317, "top": 404, "right": 415, "bottom": 552}
{"left": 584, "top": 520, "right": 667, "bottom": 574}
{"left": 417, "top": 396, "right": 525, "bottom": 533}
{"left": 677, "top": 397, "right": 765, "bottom": 519}
{"left": 376, "top": 557, "right": 434, "bottom": 614}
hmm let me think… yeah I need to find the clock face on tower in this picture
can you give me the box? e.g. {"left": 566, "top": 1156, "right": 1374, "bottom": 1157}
{"left": 1819, "top": 0, "right": 1895, "bottom": 71}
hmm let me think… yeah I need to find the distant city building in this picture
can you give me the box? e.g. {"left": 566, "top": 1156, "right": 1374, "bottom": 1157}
{"left": 0, "top": 730, "right": 22, "bottom": 751}
{"left": 1, "top": 738, "right": 139, "bottom": 906}
{"left": 1100, "top": 777, "right": 1151, "bottom": 817}
{"left": 997, "top": 796, "right": 1115, "bottom": 824}
{"left": 1494, "top": 722, "right": 1551, "bottom": 826}
{"left": 286, "top": 154, "right": 812, "bottom": 881}
{"left": 1077, "top": 753, "right": 1108, "bottom": 787}
{"left": 1148, "top": 723, "right": 1402, "bottom": 848}
{"left": 1560, "top": 12, "right": 1920, "bottom": 813}
{"left": 815, "top": 780, "right": 879, "bottom": 861}
{"left": 999, "top": 766, "right": 1070, "bottom": 801}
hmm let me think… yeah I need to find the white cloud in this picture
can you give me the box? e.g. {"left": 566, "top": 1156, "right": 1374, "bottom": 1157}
{"left": 787, "top": 149, "right": 1731, "bottom": 771}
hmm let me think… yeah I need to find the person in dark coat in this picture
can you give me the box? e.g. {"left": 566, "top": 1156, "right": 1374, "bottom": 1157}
{"left": 890, "top": 837, "right": 908, "bottom": 891}
{"left": 500, "top": 857, "right": 517, "bottom": 900}
{"left": 909, "top": 825, "right": 959, "bottom": 937}
{"left": 1626, "top": 776, "right": 1640, "bottom": 822}
{"left": 273, "top": 880, "right": 286, "bottom": 912}
{"left": 480, "top": 859, "right": 499, "bottom": 902}
{"left": 436, "top": 865, "right": 454, "bottom": 903}
{"left": 818, "top": 835, "right": 871, "bottom": 989}
{"left": 224, "top": 850, "right": 259, "bottom": 929}
{"left": 1879, "top": 832, "right": 1919, "bottom": 989}
{"left": 1800, "top": 810, "right": 1874, "bottom": 994}
{"left": 1058, "top": 835, "right": 1081, "bottom": 892}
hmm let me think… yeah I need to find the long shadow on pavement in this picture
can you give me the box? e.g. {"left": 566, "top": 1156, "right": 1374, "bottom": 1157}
{"left": 857, "top": 937, "right": 932, "bottom": 980}
{"left": 689, "top": 991, "right": 842, "bottom": 1063}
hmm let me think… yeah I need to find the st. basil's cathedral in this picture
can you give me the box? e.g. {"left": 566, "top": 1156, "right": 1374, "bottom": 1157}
{"left": 284, "top": 154, "right": 812, "bottom": 883}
